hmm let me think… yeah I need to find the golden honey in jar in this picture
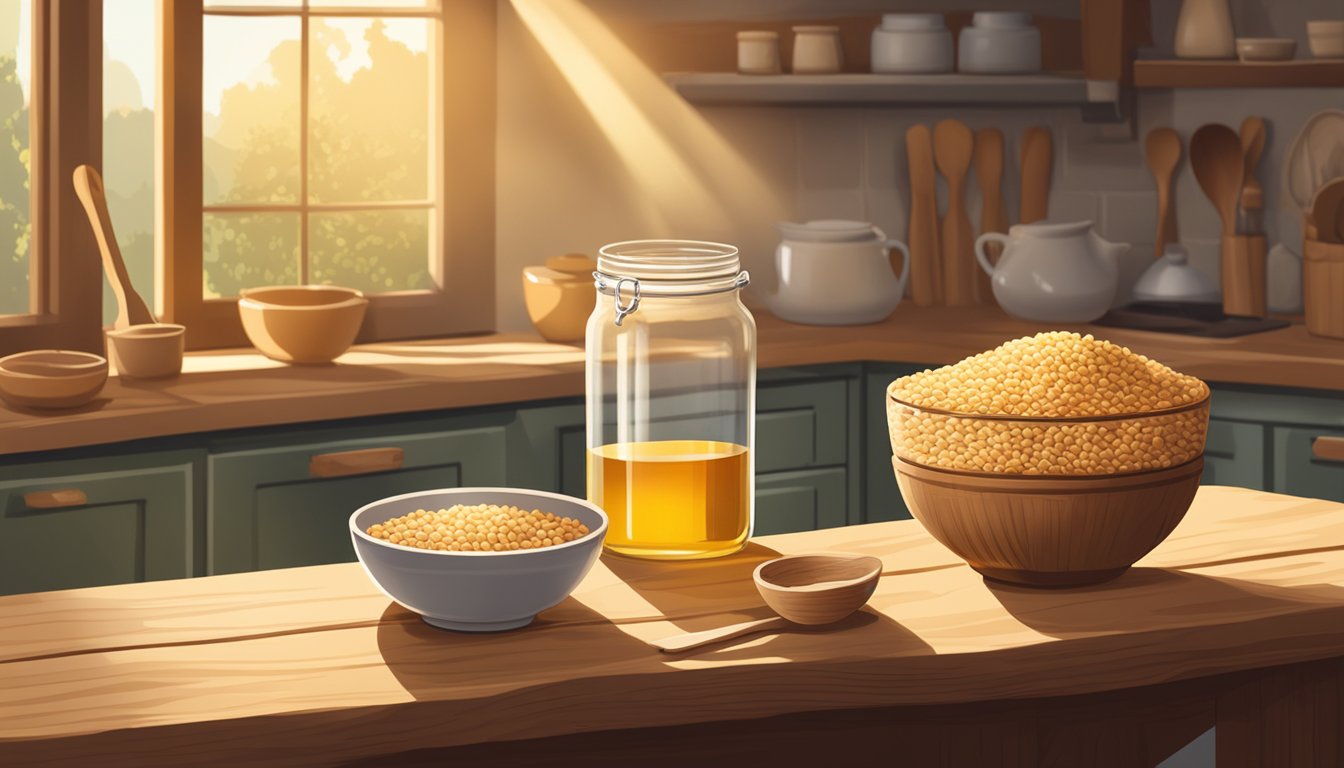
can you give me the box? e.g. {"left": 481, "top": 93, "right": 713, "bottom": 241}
{"left": 585, "top": 241, "right": 756, "bottom": 560}
{"left": 590, "top": 440, "right": 750, "bottom": 559}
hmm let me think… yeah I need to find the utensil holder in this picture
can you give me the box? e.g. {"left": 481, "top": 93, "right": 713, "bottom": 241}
{"left": 1220, "top": 235, "right": 1266, "bottom": 317}
{"left": 1303, "top": 239, "right": 1344, "bottom": 339}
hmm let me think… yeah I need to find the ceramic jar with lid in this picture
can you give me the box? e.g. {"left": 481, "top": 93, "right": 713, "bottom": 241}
{"left": 522, "top": 254, "right": 597, "bottom": 343}
{"left": 1175, "top": 0, "right": 1235, "bottom": 59}
{"left": 792, "top": 25, "right": 843, "bottom": 74}
{"left": 737, "top": 30, "right": 781, "bottom": 74}
{"left": 957, "top": 12, "right": 1042, "bottom": 74}
{"left": 871, "top": 14, "right": 953, "bottom": 74}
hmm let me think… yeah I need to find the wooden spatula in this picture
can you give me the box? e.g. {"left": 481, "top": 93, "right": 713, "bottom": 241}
{"left": 905, "top": 124, "right": 942, "bottom": 307}
{"left": 934, "top": 120, "right": 976, "bottom": 307}
{"left": 73, "top": 165, "right": 154, "bottom": 329}
{"left": 1145, "top": 127, "right": 1181, "bottom": 257}
{"left": 1019, "top": 126, "right": 1053, "bottom": 225}
{"left": 973, "top": 127, "right": 1006, "bottom": 303}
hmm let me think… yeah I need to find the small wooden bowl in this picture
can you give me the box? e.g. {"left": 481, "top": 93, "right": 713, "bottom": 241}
{"left": 753, "top": 554, "right": 882, "bottom": 625}
{"left": 894, "top": 455, "right": 1203, "bottom": 587}
{"left": 106, "top": 324, "right": 186, "bottom": 379}
{"left": 238, "top": 286, "right": 367, "bottom": 364}
{"left": 0, "top": 350, "right": 108, "bottom": 409}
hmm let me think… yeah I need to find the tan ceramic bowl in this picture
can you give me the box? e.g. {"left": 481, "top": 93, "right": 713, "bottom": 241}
{"left": 522, "top": 254, "right": 596, "bottom": 343}
{"left": 0, "top": 350, "right": 108, "bottom": 409}
{"left": 106, "top": 324, "right": 186, "bottom": 379}
{"left": 238, "top": 286, "right": 368, "bottom": 364}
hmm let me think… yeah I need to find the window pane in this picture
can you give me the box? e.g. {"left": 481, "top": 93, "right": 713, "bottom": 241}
{"left": 0, "top": 0, "right": 32, "bottom": 316}
{"left": 309, "top": 208, "right": 432, "bottom": 293}
{"left": 204, "top": 16, "right": 301, "bottom": 205}
{"left": 309, "top": 1, "right": 440, "bottom": 9}
{"left": 203, "top": 1, "right": 301, "bottom": 8}
{"left": 203, "top": 212, "right": 300, "bottom": 298}
{"left": 104, "top": 0, "right": 156, "bottom": 326}
{"left": 308, "top": 17, "right": 430, "bottom": 203}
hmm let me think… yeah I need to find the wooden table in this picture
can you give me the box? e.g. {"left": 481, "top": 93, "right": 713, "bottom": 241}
{"left": 2, "top": 486, "right": 1342, "bottom": 766}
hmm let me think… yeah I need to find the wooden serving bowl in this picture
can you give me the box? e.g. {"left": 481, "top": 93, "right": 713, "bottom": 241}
{"left": 894, "top": 455, "right": 1203, "bottom": 587}
{"left": 238, "top": 285, "right": 367, "bottom": 364}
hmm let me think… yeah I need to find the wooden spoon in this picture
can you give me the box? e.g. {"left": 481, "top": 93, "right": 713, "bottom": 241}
{"left": 1311, "top": 178, "right": 1344, "bottom": 245}
{"left": 1189, "top": 124, "right": 1244, "bottom": 237}
{"left": 1145, "top": 127, "right": 1181, "bottom": 258}
{"left": 652, "top": 554, "right": 882, "bottom": 653}
{"left": 905, "top": 125, "right": 942, "bottom": 307}
{"left": 1019, "top": 126, "right": 1053, "bottom": 225}
{"left": 1240, "top": 116, "right": 1266, "bottom": 214}
{"left": 73, "top": 165, "right": 154, "bottom": 329}
{"left": 973, "top": 127, "right": 1006, "bottom": 302}
{"left": 933, "top": 119, "right": 976, "bottom": 306}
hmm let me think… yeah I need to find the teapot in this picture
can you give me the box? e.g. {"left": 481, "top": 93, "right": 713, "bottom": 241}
{"left": 765, "top": 220, "right": 910, "bottom": 325}
{"left": 975, "top": 220, "right": 1127, "bottom": 323}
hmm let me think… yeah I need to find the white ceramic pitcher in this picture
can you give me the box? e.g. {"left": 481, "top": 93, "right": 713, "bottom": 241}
{"left": 765, "top": 220, "right": 911, "bottom": 325}
{"left": 975, "top": 220, "right": 1127, "bottom": 323}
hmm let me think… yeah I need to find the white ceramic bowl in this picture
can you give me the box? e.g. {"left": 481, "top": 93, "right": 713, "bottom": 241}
{"left": 958, "top": 11, "right": 1042, "bottom": 74}
{"left": 1236, "top": 37, "right": 1297, "bottom": 62}
{"left": 238, "top": 285, "right": 367, "bottom": 364}
{"left": 871, "top": 13, "right": 954, "bottom": 74}
{"left": 1308, "top": 21, "right": 1344, "bottom": 59}
{"left": 106, "top": 323, "right": 186, "bottom": 379}
{"left": 0, "top": 350, "right": 108, "bottom": 409}
{"left": 350, "top": 487, "right": 608, "bottom": 632}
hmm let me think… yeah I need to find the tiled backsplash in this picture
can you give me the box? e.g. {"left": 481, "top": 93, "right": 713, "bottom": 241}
{"left": 495, "top": 0, "right": 1344, "bottom": 331}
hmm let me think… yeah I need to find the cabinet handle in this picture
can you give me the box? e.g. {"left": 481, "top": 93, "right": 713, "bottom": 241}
{"left": 309, "top": 447, "right": 406, "bottom": 478}
{"left": 24, "top": 489, "right": 88, "bottom": 509}
{"left": 1312, "top": 436, "right": 1344, "bottom": 463}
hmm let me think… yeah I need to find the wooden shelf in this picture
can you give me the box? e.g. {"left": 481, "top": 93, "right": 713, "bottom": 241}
{"left": 663, "top": 72, "right": 1092, "bottom": 107}
{"left": 1134, "top": 59, "right": 1344, "bottom": 88}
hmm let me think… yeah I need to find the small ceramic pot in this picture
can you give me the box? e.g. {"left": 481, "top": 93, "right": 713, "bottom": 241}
{"left": 871, "top": 14, "right": 953, "bottom": 74}
{"left": 106, "top": 324, "right": 186, "bottom": 379}
{"left": 1307, "top": 21, "right": 1344, "bottom": 59}
{"left": 737, "top": 30, "right": 781, "bottom": 74}
{"left": 957, "top": 12, "right": 1041, "bottom": 74}
{"left": 792, "top": 25, "right": 843, "bottom": 74}
{"left": 522, "top": 254, "right": 597, "bottom": 344}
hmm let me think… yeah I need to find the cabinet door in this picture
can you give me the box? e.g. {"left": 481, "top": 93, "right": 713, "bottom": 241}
{"left": 0, "top": 450, "right": 201, "bottom": 595}
{"left": 756, "top": 379, "right": 851, "bottom": 472}
{"left": 864, "top": 366, "right": 926, "bottom": 523}
{"left": 508, "top": 401, "right": 586, "bottom": 496}
{"left": 754, "top": 467, "right": 847, "bottom": 536}
{"left": 209, "top": 424, "right": 508, "bottom": 574}
{"left": 1273, "top": 426, "right": 1344, "bottom": 503}
{"left": 1202, "top": 419, "right": 1266, "bottom": 490}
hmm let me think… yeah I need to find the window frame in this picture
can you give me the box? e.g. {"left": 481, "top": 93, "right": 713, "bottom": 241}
{"left": 0, "top": 0, "right": 104, "bottom": 356}
{"left": 162, "top": 0, "right": 496, "bottom": 350}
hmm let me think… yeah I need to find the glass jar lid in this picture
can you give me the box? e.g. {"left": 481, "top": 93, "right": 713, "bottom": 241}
{"left": 596, "top": 240, "right": 749, "bottom": 325}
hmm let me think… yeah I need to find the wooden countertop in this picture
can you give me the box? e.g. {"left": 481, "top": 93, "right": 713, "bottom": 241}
{"left": 3, "top": 305, "right": 1344, "bottom": 457}
{"left": 3, "top": 485, "right": 1343, "bottom": 766}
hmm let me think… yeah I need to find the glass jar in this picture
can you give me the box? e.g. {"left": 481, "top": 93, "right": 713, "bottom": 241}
{"left": 586, "top": 240, "right": 756, "bottom": 560}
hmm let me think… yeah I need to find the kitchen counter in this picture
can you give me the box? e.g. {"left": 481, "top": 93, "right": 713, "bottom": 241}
{"left": 2, "top": 485, "right": 1342, "bottom": 766}
{"left": 2, "top": 305, "right": 1343, "bottom": 457}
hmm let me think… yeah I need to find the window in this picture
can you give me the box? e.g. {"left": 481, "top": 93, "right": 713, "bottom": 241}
{"left": 1, "top": 0, "right": 494, "bottom": 354}
{"left": 167, "top": 0, "right": 496, "bottom": 348}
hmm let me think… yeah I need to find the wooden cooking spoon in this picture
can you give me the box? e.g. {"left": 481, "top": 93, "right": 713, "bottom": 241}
{"left": 905, "top": 125, "right": 942, "bottom": 307}
{"left": 1240, "top": 116, "right": 1266, "bottom": 213}
{"left": 1189, "top": 124, "right": 1244, "bottom": 237}
{"left": 933, "top": 119, "right": 976, "bottom": 306}
{"left": 1145, "top": 127, "right": 1181, "bottom": 258}
{"left": 652, "top": 554, "right": 882, "bottom": 653}
{"left": 1311, "top": 178, "right": 1344, "bottom": 245}
{"left": 973, "top": 127, "right": 1006, "bottom": 302}
{"left": 73, "top": 165, "right": 154, "bottom": 329}
{"left": 1019, "top": 126, "right": 1053, "bottom": 225}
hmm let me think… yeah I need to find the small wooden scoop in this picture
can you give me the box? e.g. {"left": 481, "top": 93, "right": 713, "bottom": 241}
{"left": 652, "top": 554, "right": 882, "bottom": 653}
{"left": 73, "top": 165, "right": 154, "bottom": 329}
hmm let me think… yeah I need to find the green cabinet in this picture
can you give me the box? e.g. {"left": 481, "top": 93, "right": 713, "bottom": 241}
{"left": 208, "top": 416, "right": 509, "bottom": 574}
{"left": 0, "top": 450, "right": 202, "bottom": 595}
{"left": 1273, "top": 426, "right": 1344, "bottom": 503}
{"left": 863, "top": 365, "right": 927, "bottom": 523}
{"left": 1202, "top": 418, "right": 1266, "bottom": 490}
{"left": 755, "top": 467, "right": 848, "bottom": 535}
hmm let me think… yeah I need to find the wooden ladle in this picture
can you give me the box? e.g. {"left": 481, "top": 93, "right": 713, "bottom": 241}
{"left": 1145, "top": 127, "right": 1181, "bottom": 258}
{"left": 1189, "top": 124, "right": 1244, "bottom": 237}
{"left": 72, "top": 165, "right": 154, "bottom": 329}
{"left": 651, "top": 554, "right": 882, "bottom": 653}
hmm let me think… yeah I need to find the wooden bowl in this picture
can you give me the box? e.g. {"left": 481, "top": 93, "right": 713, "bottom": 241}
{"left": 0, "top": 350, "right": 108, "bottom": 409}
{"left": 238, "top": 286, "right": 367, "bottom": 364}
{"left": 521, "top": 254, "right": 596, "bottom": 344}
{"left": 106, "top": 324, "right": 185, "bottom": 379}
{"left": 893, "top": 455, "right": 1203, "bottom": 587}
{"left": 753, "top": 554, "right": 882, "bottom": 625}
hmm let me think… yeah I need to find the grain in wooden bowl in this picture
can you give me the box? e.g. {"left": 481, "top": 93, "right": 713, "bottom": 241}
{"left": 886, "top": 332, "right": 1210, "bottom": 587}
